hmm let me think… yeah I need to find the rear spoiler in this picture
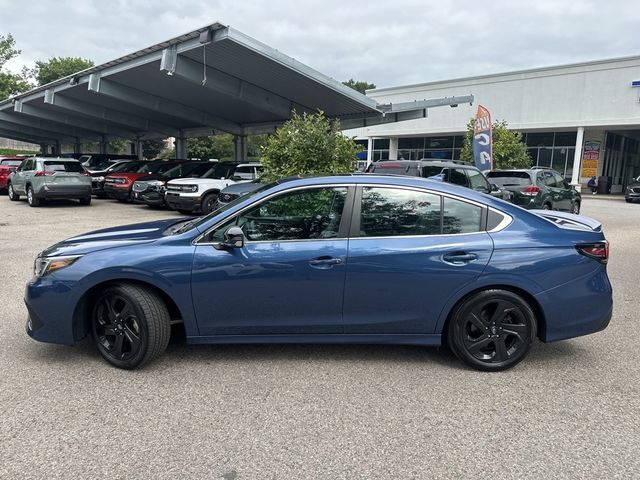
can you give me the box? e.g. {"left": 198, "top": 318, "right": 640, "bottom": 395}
{"left": 530, "top": 209, "right": 602, "bottom": 232}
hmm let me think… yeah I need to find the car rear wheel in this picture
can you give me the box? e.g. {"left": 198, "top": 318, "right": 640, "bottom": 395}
{"left": 447, "top": 289, "right": 536, "bottom": 371}
{"left": 27, "top": 186, "right": 40, "bottom": 207}
{"left": 201, "top": 193, "right": 218, "bottom": 215}
{"left": 8, "top": 183, "right": 19, "bottom": 201}
{"left": 91, "top": 284, "right": 171, "bottom": 369}
{"left": 571, "top": 201, "right": 580, "bottom": 214}
{"left": 542, "top": 203, "right": 551, "bottom": 210}
{"left": 79, "top": 197, "right": 91, "bottom": 205}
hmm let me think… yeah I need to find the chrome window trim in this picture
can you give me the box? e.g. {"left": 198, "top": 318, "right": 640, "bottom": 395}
{"left": 193, "top": 183, "right": 353, "bottom": 245}
{"left": 193, "top": 181, "right": 504, "bottom": 245}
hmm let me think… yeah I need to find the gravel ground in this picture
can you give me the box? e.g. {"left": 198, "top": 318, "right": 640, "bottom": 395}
{"left": 0, "top": 195, "right": 638, "bottom": 479}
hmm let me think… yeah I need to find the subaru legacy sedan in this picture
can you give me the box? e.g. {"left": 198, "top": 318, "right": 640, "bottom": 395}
{"left": 25, "top": 175, "right": 612, "bottom": 371}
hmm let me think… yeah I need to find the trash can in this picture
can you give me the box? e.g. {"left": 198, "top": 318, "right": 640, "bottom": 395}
{"left": 597, "top": 176, "right": 609, "bottom": 194}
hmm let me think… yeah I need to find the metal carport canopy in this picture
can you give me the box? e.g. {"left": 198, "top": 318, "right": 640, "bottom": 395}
{"left": 0, "top": 21, "right": 473, "bottom": 154}
{"left": 0, "top": 22, "right": 385, "bottom": 146}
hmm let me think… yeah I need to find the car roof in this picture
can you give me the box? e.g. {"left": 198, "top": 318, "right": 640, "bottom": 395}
{"left": 373, "top": 159, "right": 476, "bottom": 169}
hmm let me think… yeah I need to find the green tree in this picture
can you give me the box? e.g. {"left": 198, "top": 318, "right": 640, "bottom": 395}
{"left": 0, "top": 33, "right": 30, "bottom": 100}
{"left": 260, "top": 111, "right": 360, "bottom": 182}
{"left": 460, "top": 119, "right": 531, "bottom": 169}
{"left": 342, "top": 78, "right": 376, "bottom": 94}
{"left": 187, "top": 134, "right": 235, "bottom": 160}
{"left": 32, "top": 56, "right": 94, "bottom": 86}
{"left": 142, "top": 139, "right": 166, "bottom": 159}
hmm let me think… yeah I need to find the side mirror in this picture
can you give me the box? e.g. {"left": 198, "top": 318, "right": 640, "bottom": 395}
{"left": 214, "top": 226, "right": 245, "bottom": 250}
{"left": 491, "top": 183, "right": 500, "bottom": 192}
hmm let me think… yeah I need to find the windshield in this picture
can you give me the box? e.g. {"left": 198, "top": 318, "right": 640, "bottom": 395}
{"left": 43, "top": 161, "right": 85, "bottom": 173}
{"left": 173, "top": 182, "right": 276, "bottom": 235}
{"left": 1, "top": 159, "right": 23, "bottom": 167}
{"left": 202, "top": 163, "right": 238, "bottom": 179}
{"left": 136, "top": 162, "right": 168, "bottom": 174}
{"left": 112, "top": 161, "right": 144, "bottom": 172}
{"left": 486, "top": 171, "right": 532, "bottom": 186}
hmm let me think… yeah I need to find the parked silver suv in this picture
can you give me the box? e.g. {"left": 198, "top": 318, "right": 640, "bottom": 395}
{"left": 8, "top": 157, "right": 92, "bottom": 207}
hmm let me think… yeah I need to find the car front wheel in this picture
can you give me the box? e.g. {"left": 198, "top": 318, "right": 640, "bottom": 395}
{"left": 447, "top": 289, "right": 536, "bottom": 371}
{"left": 8, "top": 183, "right": 19, "bottom": 201}
{"left": 91, "top": 284, "right": 171, "bottom": 369}
{"left": 571, "top": 201, "right": 580, "bottom": 214}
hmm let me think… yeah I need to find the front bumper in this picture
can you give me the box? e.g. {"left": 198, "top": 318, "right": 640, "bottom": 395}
{"left": 625, "top": 191, "right": 640, "bottom": 201}
{"left": 25, "top": 275, "right": 78, "bottom": 345}
{"left": 104, "top": 184, "right": 132, "bottom": 200}
{"left": 133, "top": 190, "right": 166, "bottom": 207}
{"left": 35, "top": 184, "right": 92, "bottom": 200}
{"left": 165, "top": 193, "right": 200, "bottom": 212}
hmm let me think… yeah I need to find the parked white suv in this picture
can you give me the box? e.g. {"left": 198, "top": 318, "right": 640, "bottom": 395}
{"left": 164, "top": 162, "right": 262, "bottom": 214}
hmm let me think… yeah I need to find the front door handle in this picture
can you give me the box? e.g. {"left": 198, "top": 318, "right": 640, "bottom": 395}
{"left": 442, "top": 252, "right": 478, "bottom": 265}
{"left": 309, "top": 256, "right": 343, "bottom": 269}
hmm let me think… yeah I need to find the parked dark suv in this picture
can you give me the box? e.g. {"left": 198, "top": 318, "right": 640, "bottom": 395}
{"left": 486, "top": 168, "right": 581, "bottom": 213}
{"left": 368, "top": 160, "right": 510, "bottom": 200}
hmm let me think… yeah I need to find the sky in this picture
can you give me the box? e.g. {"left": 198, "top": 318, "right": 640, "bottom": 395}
{"left": 1, "top": 0, "right": 639, "bottom": 90}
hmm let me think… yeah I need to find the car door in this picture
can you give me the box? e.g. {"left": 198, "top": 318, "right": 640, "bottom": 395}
{"left": 343, "top": 186, "right": 494, "bottom": 334}
{"left": 13, "top": 158, "right": 32, "bottom": 194}
{"left": 191, "top": 185, "right": 354, "bottom": 335}
{"left": 553, "top": 171, "right": 573, "bottom": 211}
{"left": 542, "top": 171, "right": 566, "bottom": 210}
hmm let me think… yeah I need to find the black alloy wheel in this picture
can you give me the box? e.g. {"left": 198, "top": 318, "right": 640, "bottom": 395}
{"left": 91, "top": 284, "right": 171, "bottom": 369}
{"left": 8, "top": 183, "right": 19, "bottom": 201}
{"left": 201, "top": 193, "right": 218, "bottom": 215}
{"left": 448, "top": 289, "right": 536, "bottom": 371}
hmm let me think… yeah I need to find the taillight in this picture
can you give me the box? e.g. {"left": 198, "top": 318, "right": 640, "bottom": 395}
{"left": 34, "top": 170, "right": 55, "bottom": 177}
{"left": 577, "top": 241, "right": 609, "bottom": 264}
{"left": 521, "top": 185, "right": 540, "bottom": 196}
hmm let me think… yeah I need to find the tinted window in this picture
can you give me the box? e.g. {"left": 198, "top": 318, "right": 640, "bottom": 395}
{"left": 234, "top": 166, "right": 255, "bottom": 180}
{"left": 359, "top": 187, "right": 441, "bottom": 237}
{"left": 372, "top": 163, "right": 419, "bottom": 176}
{"left": 448, "top": 168, "right": 470, "bottom": 187}
{"left": 421, "top": 166, "right": 445, "bottom": 178}
{"left": 486, "top": 171, "right": 532, "bottom": 186}
{"left": 137, "top": 162, "right": 169, "bottom": 174}
{"left": 205, "top": 187, "right": 348, "bottom": 242}
{"left": 443, "top": 197, "right": 482, "bottom": 234}
{"left": 467, "top": 169, "right": 489, "bottom": 192}
{"left": 43, "top": 161, "right": 84, "bottom": 173}
{"left": 1, "top": 159, "right": 22, "bottom": 167}
{"left": 202, "top": 163, "right": 237, "bottom": 179}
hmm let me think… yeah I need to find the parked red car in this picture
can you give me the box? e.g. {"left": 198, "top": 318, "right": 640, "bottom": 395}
{"left": 0, "top": 156, "right": 25, "bottom": 192}
{"left": 103, "top": 160, "right": 191, "bottom": 202}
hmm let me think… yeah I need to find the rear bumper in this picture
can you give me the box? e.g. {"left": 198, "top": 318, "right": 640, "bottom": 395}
{"left": 104, "top": 184, "right": 131, "bottom": 200}
{"left": 35, "top": 184, "right": 91, "bottom": 199}
{"left": 165, "top": 193, "right": 199, "bottom": 212}
{"left": 536, "top": 266, "right": 613, "bottom": 342}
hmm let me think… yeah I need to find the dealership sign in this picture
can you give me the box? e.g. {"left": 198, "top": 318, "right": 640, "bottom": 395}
{"left": 472, "top": 105, "right": 493, "bottom": 171}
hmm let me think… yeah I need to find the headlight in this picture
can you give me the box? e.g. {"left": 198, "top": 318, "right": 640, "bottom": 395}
{"left": 148, "top": 180, "right": 165, "bottom": 186}
{"left": 34, "top": 255, "right": 82, "bottom": 277}
{"left": 184, "top": 185, "right": 198, "bottom": 193}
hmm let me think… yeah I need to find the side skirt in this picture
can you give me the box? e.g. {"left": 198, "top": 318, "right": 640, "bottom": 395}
{"left": 186, "top": 333, "right": 442, "bottom": 346}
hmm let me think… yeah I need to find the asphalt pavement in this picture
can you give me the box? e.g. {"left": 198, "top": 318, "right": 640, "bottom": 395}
{"left": 0, "top": 195, "right": 638, "bottom": 479}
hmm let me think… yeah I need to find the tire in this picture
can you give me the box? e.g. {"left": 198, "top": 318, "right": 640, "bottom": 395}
{"left": 8, "top": 183, "right": 19, "bottom": 201}
{"left": 626, "top": 199, "right": 633, "bottom": 203}
{"left": 91, "top": 283, "right": 171, "bottom": 369}
{"left": 27, "top": 186, "right": 40, "bottom": 207}
{"left": 201, "top": 192, "right": 218, "bottom": 215}
{"left": 571, "top": 201, "right": 580, "bottom": 215}
{"left": 79, "top": 197, "right": 92, "bottom": 206}
{"left": 447, "top": 289, "right": 537, "bottom": 371}
{"left": 542, "top": 203, "right": 551, "bottom": 210}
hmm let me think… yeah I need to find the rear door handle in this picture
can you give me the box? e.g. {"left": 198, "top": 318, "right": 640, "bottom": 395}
{"left": 442, "top": 252, "right": 478, "bottom": 265}
{"left": 309, "top": 256, "right": 343, "bottom": 269}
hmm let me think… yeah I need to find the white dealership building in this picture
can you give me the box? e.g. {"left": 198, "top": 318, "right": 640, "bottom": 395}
{"left": 346, "top": 55, "right": 640, "bottom": 192}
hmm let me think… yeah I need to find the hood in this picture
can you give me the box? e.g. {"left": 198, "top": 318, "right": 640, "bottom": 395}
{"left": 40, "top": 218, "right": 187, "bottom": 257}
{"left": 221, "top": 181, "right": 262, "bottom": 195}
{"left": 168, "top": 177, "right": 225, "bottom": 185}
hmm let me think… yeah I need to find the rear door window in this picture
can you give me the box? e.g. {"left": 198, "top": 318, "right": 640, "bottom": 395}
{"left": 44, "top": 161, "right": 84, "bottom": 173}
{"left": 448, "top": 168, "right": 470, "bottom": 187}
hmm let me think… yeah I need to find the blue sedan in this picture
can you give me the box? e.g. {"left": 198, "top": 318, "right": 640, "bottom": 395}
{"left": 25, "top": 175, "right": 613, "bottom": 371}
